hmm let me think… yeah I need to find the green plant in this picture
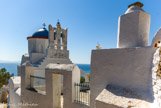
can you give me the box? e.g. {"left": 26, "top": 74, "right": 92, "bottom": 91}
{"left": 0, "top": 68, "right": 14, "bottom": 88}
{"left": 80, "top": 76, "right": 85, "bottom": 83}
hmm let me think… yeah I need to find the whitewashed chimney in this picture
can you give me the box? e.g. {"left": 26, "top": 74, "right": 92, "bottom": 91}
{"left": 117, "top": 2, "right": 150, "bottom": 48}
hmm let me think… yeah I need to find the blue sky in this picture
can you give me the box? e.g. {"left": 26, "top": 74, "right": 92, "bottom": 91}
{"left": 0, "top": 0, "right": 161, "bottom": 64}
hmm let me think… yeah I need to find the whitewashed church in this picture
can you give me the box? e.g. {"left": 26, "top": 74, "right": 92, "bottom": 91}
{"left": 8, "top": 2, "right": 161, "bottom": 108}
{"left": 19, "top": 22, "right": 72, "bottom": 76}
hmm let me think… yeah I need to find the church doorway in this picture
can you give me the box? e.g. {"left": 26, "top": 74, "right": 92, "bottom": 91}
{"left": 52, "top": 74, "right": 64, "bottom": 108}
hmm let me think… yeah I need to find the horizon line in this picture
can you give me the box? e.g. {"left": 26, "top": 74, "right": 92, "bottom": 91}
{"left": 0, "top": 60, "right": 90, "bottom": 64}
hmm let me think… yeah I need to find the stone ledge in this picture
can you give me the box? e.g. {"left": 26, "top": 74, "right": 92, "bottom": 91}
{"left": 96, "top": 85, "right": 152, "bottom": 108}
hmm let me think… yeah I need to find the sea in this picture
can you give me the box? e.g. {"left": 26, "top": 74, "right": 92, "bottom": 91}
{"left": 0, "top": 63, "right": 90, "bottom": 76}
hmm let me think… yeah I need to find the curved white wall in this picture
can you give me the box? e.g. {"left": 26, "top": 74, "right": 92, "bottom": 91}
{"left": 28, "top": 39, "right": 48, "bottom": 55}
{"left": 28, "top": 39, "right": 48, "bottom": 64}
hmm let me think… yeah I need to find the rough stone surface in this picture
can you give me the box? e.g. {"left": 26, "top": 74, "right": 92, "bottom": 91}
{"left": 151, "top": 48, "right": 161, "bottom": 108}
{"left": 96, "top": 85, "right": 151, "bottom": 108}
{"left": 47, "top": 23, "right": 69, "bottom": 59}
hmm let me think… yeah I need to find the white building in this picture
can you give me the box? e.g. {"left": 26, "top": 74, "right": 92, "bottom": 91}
{"left": 19, "top": 22, "right": 72, "bottom": 77}
{"left": 91, "top": 2, "right": 161, "bottom": 108}
{"left": 9, "top": 2, "right": 161, "bottom": 108}
{"left": 9, "top": 22, "right": 89, "bottom": 108}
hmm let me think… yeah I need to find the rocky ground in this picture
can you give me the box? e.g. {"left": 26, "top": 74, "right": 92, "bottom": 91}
{"left": 0, "top": 103, "right": 7, "bottom": 108}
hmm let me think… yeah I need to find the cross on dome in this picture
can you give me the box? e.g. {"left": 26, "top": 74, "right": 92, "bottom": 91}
{"left": 43, "top": 23, "right": 46, "bottom": 28}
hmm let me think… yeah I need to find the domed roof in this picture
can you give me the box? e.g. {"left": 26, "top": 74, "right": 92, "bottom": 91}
{"left": 32, "top": 28, "right": 48, "bottom": 38}
{"left": 27, "top": 27, "right": 49, "bottom": 40}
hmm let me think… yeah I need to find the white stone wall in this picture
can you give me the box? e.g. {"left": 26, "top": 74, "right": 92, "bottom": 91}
{"left": 35, "top": 57, "right": 72, "bottom": 70}
{"left": 27, "top": 39, "right": 48, "bottom": 64}
{"left": 20, "top": 54, "right": 30, "bottom": 65}
{"left": 90, "top": 47, "right": 156, "bottom": 108}
{"left": 45, "top": 64, "right": 82, "bottom": 108}
{"left": 21, "top": 64, "right": 48, "bottom": 108}
{"left": 8, "top": 77, "right": 21, "bottom": 108}
{"left": 95, "top": 85, "right": 151, "bottom": 108}
{"left": 30, "top": 53, "right": 45, "bottom": 64}
{"left": 20, "top": 64, "right": 83, "bottom": 108}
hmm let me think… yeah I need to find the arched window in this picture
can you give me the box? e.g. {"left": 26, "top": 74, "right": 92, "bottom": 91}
{"left": 61, "top": 32, "right": 63, "bottom": 50}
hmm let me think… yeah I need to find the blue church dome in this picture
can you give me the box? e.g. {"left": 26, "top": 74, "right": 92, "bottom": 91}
{"left": 32, "top": 28, "right": 49, "bottom": 38}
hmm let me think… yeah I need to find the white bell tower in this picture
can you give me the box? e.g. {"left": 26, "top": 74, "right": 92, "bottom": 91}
{"left": 47, "top": 21, "right": 69, "bottom": 59}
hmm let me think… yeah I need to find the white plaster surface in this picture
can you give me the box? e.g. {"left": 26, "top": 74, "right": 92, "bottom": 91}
{"left": 17, "top": 64, "right": 83, "bottom": 108}
{"left": 34, "top": 57, "right": 72, "bottom": 70}
{"left": 117, "top": 6, "right": 150, "bottom": 48}
{"left": 30, "top": 53, "right": 45, "bottom": 64}
{"left": 9, "top": 76, "right": 21, "bottom": 108}
{"left": 10, "top": 77, "right": 21, "bottom": 86}
{"left": 45, "top": 64, "right": 82, "bottom": 108}
{"left": 90, "top": 47, "right": 156, "bottom": 108}
{"left": 125, "top": 5, "right": 144, "bottom": 14}
{"left": 96, "top": 85, "right": 151, "bottom": 108}
{"left": 28, "top": 39, "right": 48, "bottom": 54}
{"left": 22, "top": 61, "right": 32, "bottom": 66}
{"left": 28, "top": 39, "right": 48, "bottom": 64}
{"left": 52, "top": 74, "right": 61, "bottom": 108}
{"left": 15, "top": 88, "right": 21, "bottom": 96}
{"left": 21, "top": 54, "right": 30, "bottom": 65}
{"left": 46, "top": 64, "right": 76, "bottom": 71}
